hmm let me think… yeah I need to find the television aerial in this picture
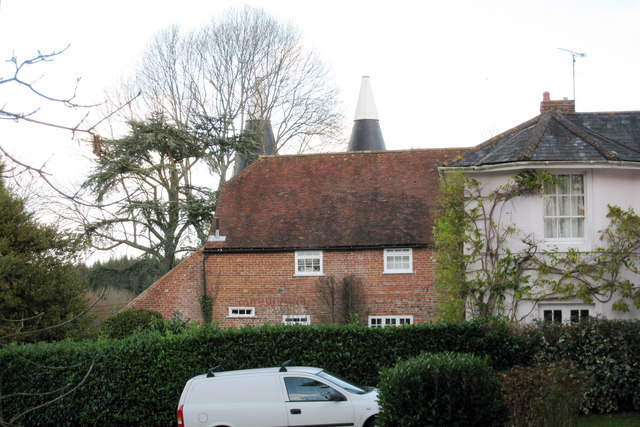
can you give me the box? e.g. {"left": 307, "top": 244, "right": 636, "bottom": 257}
{"left": 559, "top": 48, "right": 586, "bottom": 101}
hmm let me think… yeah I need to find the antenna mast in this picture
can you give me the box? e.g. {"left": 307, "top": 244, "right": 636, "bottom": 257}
{"left": 559, "top": 48, "right": 586, "bottom": 101}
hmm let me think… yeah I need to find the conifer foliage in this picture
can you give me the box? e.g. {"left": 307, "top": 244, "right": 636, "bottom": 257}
{"left": 0, "top": 165, "right": 91, "bottom": 342}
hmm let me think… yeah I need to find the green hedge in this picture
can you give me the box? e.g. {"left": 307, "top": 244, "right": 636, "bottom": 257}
{"left": 535, "top": 318, "right": 640, "bottom": 414}
{"left": 99, "top": 308, "right": 164, "bottom": 339}
{"left": 500, "top": 361, "right": 591, "bottom": 426}
{"left": 377, "top": 352, "right": 507, "bottom": 427}
{"left": 0, "top": 319, "right": 536, "bottom": 427}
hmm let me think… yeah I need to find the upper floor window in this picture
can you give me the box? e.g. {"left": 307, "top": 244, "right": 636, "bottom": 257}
{"left": 295, "top": 250, "right": 323, "bottom": 276}
{"left": 543, "top": 174, "right": 585, "bottom": 239}
{"left": 384, "top": 248, "right": 413, "bottom": 273}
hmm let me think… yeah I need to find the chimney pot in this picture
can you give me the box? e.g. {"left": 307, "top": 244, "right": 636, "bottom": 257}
{"left": 543, "top": 91, "right": 550, "bottom": 101}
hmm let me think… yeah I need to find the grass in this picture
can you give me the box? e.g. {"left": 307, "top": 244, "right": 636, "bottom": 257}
{"left": 578, "top": 412, "right": 640, "bottom": 427}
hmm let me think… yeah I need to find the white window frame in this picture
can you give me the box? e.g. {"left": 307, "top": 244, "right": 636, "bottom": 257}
{"left": 383, "top": 248, "right": 413, "bottom": 274}
{"left": 228, "top": 307, "right": 255, "bottom": 318}
{"left": 368, "top": 315, "right": 414, "bottom": 328}
{"left": 538, "top": 304, "right": 594, "bottom": 324}
{"left": 282, "top": 315, "right": 311, "bottom": 325}
{"left": 543, "top": 174, "right": 586, "bottom": 240}
{"left": 295, "top": 250, "right": 323, "bottom": 276}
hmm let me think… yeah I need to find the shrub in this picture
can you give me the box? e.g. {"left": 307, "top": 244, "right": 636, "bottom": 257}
{"left": 99, "top": 308, "right": 164, "bottom": 339}
{"left": 500, "top": 361, "right": 591, "bottom": 427}
{"left": 377, "top": 352, "right": 508, "bottom": 427}
{"left": 534, "top": 318, "right": 640, "bottom": 413}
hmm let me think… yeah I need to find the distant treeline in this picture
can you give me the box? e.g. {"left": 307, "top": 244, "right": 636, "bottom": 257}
{"left": 76, "top": 256, "right": 181, "bottom": 295}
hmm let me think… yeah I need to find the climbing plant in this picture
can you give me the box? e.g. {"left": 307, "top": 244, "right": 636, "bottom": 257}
{"left": 434, "top": 170, "right": 554, "bottom": 321}
{"left": 435, "top": 170, "right": 640, "bottom": 322}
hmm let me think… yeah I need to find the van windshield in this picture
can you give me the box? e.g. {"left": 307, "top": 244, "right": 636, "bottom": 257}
{"left": 317, "top": 371, "right": 369, "bottom": 395}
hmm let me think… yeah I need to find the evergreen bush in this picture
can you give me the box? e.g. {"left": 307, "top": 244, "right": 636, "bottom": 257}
{"left": 500, "top": 361, "right": 591, "bottom": 426}
{"left": 535, "top": 318, "right": 640, "bottom": 413}
{"left": 377, "top": 352, "right": 507, "bottom": 427}
{"left": 99, "top": 308, "right": 164, "bottom": 339}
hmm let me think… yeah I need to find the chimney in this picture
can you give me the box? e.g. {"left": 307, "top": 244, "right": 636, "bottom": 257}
{"left": 540, "top": 91, "right": 575, "bottom": 113}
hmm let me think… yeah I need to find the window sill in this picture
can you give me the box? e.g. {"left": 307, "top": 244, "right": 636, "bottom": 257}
{"left": 540, "top": 240, "right": 593, "bottom": 253}
{"left": 294, "top": 272, "right": 324, "bottom": 277}
{"left": 383, "top": 270, "right": 414, "bottom": 275}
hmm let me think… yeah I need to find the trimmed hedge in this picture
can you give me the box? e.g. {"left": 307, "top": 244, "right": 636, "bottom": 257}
{"left": 535, "top": 318, "right": 640, "bottom": 414}
{"left": 500, "top": 361, "right": 591, "bottom": 426}
{"left": 377, "top": 352, "right": 507, "bottom": 426}
{"left": 0, "top": 319, "right": 537, "bottom": 426}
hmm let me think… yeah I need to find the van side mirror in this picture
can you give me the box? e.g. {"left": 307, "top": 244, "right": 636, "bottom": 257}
{"left": 329, "top": 392, "right": 346, "bottom": 402}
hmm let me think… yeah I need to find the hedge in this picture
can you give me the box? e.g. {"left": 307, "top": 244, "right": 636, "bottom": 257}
{"left": 500, "top": 361, "right": 591, "bottom": 426}
{"left": 99, "top": 308, "right": 164, "bottom": 339}
{"left": 377, "top": 352, "right": 507, "bottom": 426}
{"left": 0, "top": 319, "right": 537, "bottom": 426}
{"left": 535, "top": 318, "right": 640, "bottom": 414}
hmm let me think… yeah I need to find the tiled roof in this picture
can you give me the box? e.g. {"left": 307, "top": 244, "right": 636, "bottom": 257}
{"left": 445, "top": 111, "right": 640, "bottom": 167}
{"left": 205, "top": 149, "right": 464, "bottom": 251}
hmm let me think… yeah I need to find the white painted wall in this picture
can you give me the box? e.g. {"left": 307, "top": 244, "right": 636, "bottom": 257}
{"left": 449, "top": 164, "right": 640, "bottom": 323}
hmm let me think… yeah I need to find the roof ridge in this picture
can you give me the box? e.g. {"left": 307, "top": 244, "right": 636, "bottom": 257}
{"left": 553, "top": 112, "right": 640, "bottom": 160}
{"left": 518, "top": 113, "right": 551, "bottom": 161}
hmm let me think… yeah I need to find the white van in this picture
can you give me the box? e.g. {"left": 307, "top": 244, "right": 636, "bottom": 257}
{"left": 177, "top": 362, "right": 379, "bottom": 427}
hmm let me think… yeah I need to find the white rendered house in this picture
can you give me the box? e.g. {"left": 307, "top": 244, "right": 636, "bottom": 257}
{"left": 440, "top": 92, "right": 640, "bottom": 323}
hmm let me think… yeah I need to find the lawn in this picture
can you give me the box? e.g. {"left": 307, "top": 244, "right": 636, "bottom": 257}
{"left": 578, "top": 412, "right": 640, "bottom": 427}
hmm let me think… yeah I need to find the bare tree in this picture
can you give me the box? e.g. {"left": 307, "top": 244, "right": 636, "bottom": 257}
{"left": 70, "top": 6, "right": 343, "bottom": 267}
{"left": 126, "top": 6, "right": 343, "bottom": 183}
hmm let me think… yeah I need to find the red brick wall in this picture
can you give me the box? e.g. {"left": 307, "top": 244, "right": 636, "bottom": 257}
{"left": 127, "top": 247, "right": 438, "bottom": 327}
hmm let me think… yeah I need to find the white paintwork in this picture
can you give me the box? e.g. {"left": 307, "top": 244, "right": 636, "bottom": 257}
{"left": 443, "top": 163, "right": 640, "bottom": 323}
{"left": 353, "top": 76, "right": 379, "bottom": 121}
{"left": 178, "top": 366, "right": 379, "bottom": 427}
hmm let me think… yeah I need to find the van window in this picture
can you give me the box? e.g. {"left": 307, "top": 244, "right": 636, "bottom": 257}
{"left": 284, "top": 377, "right": 345, "bottom": 402}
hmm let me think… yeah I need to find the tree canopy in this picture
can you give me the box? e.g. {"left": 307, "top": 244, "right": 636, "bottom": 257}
{"left": 77, "top": 113, "right": 256, "bottom": 273}
{"left": 0, "top": 165, "right": 92, "bottom": 342}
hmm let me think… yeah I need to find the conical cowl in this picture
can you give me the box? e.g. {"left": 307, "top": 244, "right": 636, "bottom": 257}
{"left": 347, "top": 76, "right": 386, "bottom": 151}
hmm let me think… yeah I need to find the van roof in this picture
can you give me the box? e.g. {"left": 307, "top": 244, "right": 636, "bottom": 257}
{"left": 193, "top": 366, "right": 323, "bottom": 380}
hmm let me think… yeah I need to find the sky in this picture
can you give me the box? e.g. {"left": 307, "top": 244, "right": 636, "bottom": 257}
{"left": 1, "top": 0, "right": 640, "bottom": 184}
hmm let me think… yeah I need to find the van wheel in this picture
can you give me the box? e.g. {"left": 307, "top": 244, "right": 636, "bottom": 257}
{"left": 364, "top": 416, "right": 377, "bottom": 427}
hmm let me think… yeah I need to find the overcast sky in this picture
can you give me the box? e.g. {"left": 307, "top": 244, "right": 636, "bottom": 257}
{"left": 1, "top": 0, "right": 640, "bottom": 181}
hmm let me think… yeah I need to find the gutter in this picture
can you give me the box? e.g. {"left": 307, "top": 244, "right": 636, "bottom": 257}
{"left": 203, "top": 243, "right": 435, "bottom": 254}
{"left": 439, "top": 160, "right": 640, "bottom": 173}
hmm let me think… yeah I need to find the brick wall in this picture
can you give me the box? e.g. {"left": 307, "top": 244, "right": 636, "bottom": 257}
{"left": 127, "top": 247, "right": 438, "bottom": 327}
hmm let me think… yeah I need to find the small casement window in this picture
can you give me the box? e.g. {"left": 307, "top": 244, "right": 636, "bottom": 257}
{"left": 295, "top": 250, "right": 323, "bottom": 276}
{"left": 543, "top": 174, "right": 585, "bottom": 239}
{"left": 384, "top": 248, "right": 413, "bottom": 273}
{"left": 282, "top": 315, "right": 311, "bottom": 325}
{"left": 540, "top": 304, "right": 593, "bottom": 324}
{"left": 228, "top": 307, "right": 255, "bottom": 317}
{"left": 368, "top": 316, "right": 413, "bottom": 328}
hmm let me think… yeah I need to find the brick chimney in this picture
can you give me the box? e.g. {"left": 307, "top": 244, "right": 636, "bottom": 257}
{"left": 540, "top": 91, "right": 575, "bottom": 113}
